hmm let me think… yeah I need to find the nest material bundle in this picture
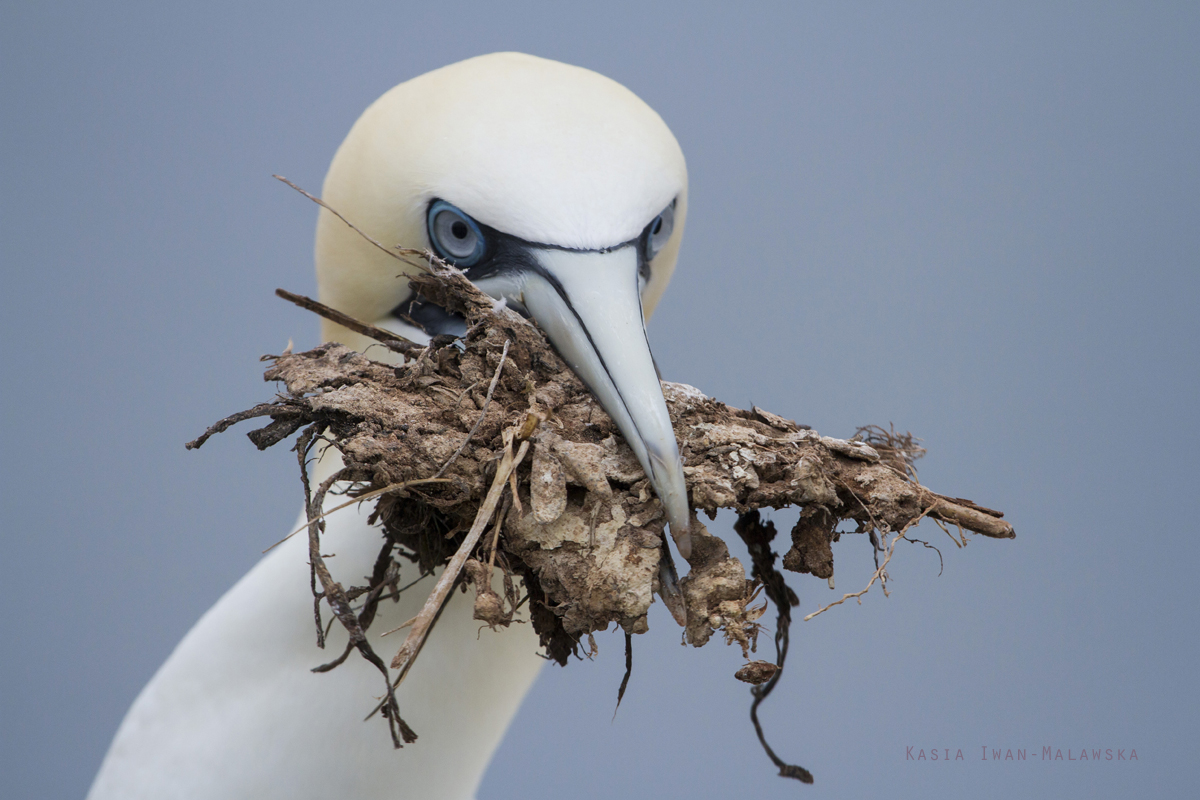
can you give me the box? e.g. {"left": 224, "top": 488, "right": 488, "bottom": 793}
{"left": 189, "top": 260, "right": 1013, "bottom": 781}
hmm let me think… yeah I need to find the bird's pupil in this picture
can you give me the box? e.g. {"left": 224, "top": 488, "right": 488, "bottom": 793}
{"left": 451, "top": 220, "right": 469, "bottom": 239}
{"left": 651, "top": 217, "right": 662, "bottom": 235}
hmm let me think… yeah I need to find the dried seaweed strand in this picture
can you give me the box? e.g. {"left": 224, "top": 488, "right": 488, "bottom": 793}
{"left": 735, "top": 512, "right": 813, "bottom": 784}
{"left": 613, "top": 631, "right": 633, "bottom": 719}
{"left": 297, "top": 432, "right": 416, "bottom": 746}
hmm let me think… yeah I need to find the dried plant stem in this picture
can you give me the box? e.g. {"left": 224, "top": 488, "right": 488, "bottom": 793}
{"left": 274, "top": 175, "right": 401, "bottom": 263}
{"left": 275, "top": 288, "right": 422, "bottom": 356}
{"left": 273, "top": 174, "right": 438, "bottom": 277}
{"left": 389, "top": 428, "right": 531, "bottom": 677}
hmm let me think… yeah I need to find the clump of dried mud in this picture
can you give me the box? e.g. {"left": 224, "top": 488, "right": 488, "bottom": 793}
{"left": 189, "top": 259, "right": 1013, "bottom": 782}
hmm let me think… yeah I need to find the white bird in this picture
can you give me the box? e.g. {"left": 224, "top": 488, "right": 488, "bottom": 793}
{"left": 89, "top": 52, "right": 690, "bottom": 799}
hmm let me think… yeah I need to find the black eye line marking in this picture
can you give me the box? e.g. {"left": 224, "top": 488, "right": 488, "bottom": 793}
{"left": 426, "top": 196, "right": 675, "bottom": 259}
{"left": 407, "top": 197, "right": 676, "bottom": 334}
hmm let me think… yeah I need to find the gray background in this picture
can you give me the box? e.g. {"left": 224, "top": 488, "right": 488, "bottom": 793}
{"left": 3, "top": 2, "right": 1197, "bottom": 798}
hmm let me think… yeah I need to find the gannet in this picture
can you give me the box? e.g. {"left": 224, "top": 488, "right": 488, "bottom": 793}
{"left": 88, "top": 52, "right": 690, "bottom": 799}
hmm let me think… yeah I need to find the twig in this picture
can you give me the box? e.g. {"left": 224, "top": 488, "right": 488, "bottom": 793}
{"left": 185, "top": 403, "right": 296, "bottom": 450}
{"left": 274, "top": 175, "right": 402, "bottom": 264}
{"left": 389, "top": 427, "right": 531, "bottom": 677}
{"left": 274, "top": 175, "right": 443, "bottom": 280}
{"left": 371, "top": 573, "right": 431, "bottom": 606}
{"left": 804, "top": 537, "right": 900, "bottom": 622}
{"left": 274, "top": 288, "right": 422, "bottom": 355}
{"left": 929, "top": 500, "right": 1014, "bottom": 539}
{"left": 485, "top": 492, "right": 512, "bottom": 578}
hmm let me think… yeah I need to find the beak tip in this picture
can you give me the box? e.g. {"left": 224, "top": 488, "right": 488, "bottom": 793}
{"left": 672, "top": 529, "right": 693, "bottom": 562}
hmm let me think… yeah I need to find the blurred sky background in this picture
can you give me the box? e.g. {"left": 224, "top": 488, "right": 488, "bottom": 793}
{"left": 3, "top": 3, "right": 1198, "bottom": 798}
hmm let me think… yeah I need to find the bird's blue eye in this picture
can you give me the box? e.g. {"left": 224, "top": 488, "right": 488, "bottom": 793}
{"left": 428, "top": 201, "right": 485, "bottom": 267}
{"left": 645, "top": 201, "right": 675, "bottom": 259}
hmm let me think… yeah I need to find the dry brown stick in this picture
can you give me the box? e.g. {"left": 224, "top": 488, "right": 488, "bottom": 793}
{"left": 275, "top": 288, "right": 422, "bottom": 355}
{"left": 485, "top": 491, "right": 514, "bottom": 583}
{"left": 185, "top": 403, "right": 296, "bottom": 450}
{"left": 929, "top": 499, "right": 1014, "bottom": 538}
{"left": 389, "top": 427, "right": 531, "bottom": 676}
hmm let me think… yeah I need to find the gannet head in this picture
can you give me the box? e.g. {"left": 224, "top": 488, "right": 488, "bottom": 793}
{"left": 315, "top": 52, "right": 693, "bottom": 559}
